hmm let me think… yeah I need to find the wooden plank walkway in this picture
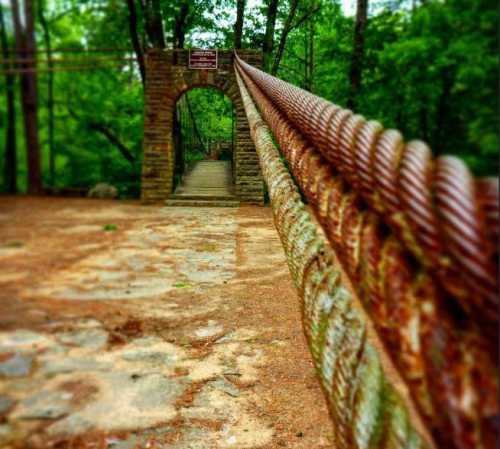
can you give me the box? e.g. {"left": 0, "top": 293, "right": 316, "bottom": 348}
{"left": 166, "top": 160, "right": 239, "bottom": 207}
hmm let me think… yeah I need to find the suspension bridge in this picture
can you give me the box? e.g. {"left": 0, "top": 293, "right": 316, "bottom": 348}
{"left": 0, "top": 49, "right": 497, "bottom": 449}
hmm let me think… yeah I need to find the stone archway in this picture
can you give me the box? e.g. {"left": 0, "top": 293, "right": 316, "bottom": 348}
{"left": 142, "top": 49, "right": 264, "bottom": 204}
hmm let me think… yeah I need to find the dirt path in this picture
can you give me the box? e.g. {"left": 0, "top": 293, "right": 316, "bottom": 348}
{"left": 0, "top": 197, "right": 333, "bottom": 449}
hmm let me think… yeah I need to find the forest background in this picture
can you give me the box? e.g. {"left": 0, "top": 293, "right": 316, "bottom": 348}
{"left": 0, "top": 0, "right": 497, "bottom": 197}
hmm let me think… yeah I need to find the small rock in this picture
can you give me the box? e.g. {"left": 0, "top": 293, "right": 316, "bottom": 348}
{"left": 14, "top": 391, "right": 72, "bottom": 420}
{"left": 41, "top": 357, "right": 110, "bottom": 376}
{"left": 88, "top": 183, "right": 118, "bottom": 199}
{"left": 0, "top": 330, "right": 50, "bottom": 351}
{"left": 296, "top": 431, "right": 304, "bottom": 437}
{"left": 121, "top": 349, "right": 175, "bottom": 366}
{"left": 77, "top": 318, "right": 103, "bottom": 329}
{"left": 0, "top": 352, "right": 32, "bottom": 377}
{"left": 193, "top": 320, "right": 223, "bottom": 339}
{"left": 57, "top": 328, "right": 108, "bottom": 350}
{"left": 217, "top": 332, "right": 236, "bottom": 343}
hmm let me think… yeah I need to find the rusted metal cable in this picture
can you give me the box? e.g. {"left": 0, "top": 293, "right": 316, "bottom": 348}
{"left": 236, "top": 69, "right": 436, "bottom": 449}
{"left": 235, "top": 57, "right": 498, "bottom": 449}
{"left": 235, "top": 55, "right": 498, "bottom": 330}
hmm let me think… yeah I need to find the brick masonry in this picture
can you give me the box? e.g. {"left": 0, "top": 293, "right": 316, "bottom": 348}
{"left": 142, "top": 49, "right": 264, "bottom": 204}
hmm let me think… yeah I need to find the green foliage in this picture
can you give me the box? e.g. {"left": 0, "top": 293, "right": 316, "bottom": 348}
{"left": 185, "top": 88, "right": 233, "bottom": 142}
{"left": 1, "top": 0, "right": 143, "bottom": 197}
{"left": 278, "top": 0, "right": 498, "bottom": 175}
{"left": 2, "top": 240, "right": 23, "bottom": 248}
{"left": 0, "top": 0, "right": 497, "bottom": 198}
{"left": 103, "top": 224, "right": 118, "bottom": 231}
{"left": 173, "top": 281, "right": 192, "bottom": 288}
{"left": 177, "top": 87, "right": 234, "bottom": 167}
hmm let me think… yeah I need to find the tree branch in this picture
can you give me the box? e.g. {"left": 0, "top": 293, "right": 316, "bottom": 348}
{"left": 271, "top": 0, "right": 299, "bottom": 75}
{"left": 67, "top": 105, "right": 136, "bottom": 164}
{"left": 88, "top": 122, "right": 136, "bottom": 163}
{"left": 144, "top": 0, "right": 165, "bottom": 48}
{"left": 290, "top": 5, "right": 321, "bottom": 32}
{"left": 126, "top": 0, "right": 145, "bottom": 86}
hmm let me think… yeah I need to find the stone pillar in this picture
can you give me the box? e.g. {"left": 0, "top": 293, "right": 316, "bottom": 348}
{"left": 142, "top": 50, "right": 174, "bottom": 204}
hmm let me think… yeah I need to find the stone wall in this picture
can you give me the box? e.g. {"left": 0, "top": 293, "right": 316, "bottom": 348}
{"left": 142, "top": 49, "right": 264, "bottom": 204}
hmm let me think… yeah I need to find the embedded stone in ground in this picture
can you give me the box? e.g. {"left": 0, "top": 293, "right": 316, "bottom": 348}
{"left": 12, "top": 391, "right": 73, "bottom": 420}
{"left": 0, "top": 352, "right": 32, "bottom": 377}
{"left": 57, "top": 327, "right": 109, "bottom": 350}
{"left": 41, "top": 357, "right": 112, "bottom": 376}
{"left": 193, "top": 320, "right": 224, "bottom": 339}
{"left": 48, "top": 372, "right": 184, "bottom": 435}
{"left": 121, "top": 349, "right": 176, "bottom": 367}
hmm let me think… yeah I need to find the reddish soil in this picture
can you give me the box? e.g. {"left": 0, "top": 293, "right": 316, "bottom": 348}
{"left": 0, "top": 196, "right": 333, "bottom": 449}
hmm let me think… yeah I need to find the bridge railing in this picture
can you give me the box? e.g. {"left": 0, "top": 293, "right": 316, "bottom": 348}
{"left": 234, "top": 53, "right": 498, "bottom": 449}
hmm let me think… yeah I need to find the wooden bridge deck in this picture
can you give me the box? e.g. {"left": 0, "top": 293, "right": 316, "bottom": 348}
{"left": 166, "top": 160, "right": 240, "bottom": 207}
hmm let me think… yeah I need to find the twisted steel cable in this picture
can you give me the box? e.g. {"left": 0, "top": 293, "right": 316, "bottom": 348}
{"left": 235, "top": 54, "right": 498, "bottom": 329}
{"left": 234, "top": 58, "right": 498, "bottom": 449}
{"left": 236, "top": 70, "right": 435, "bottom": 449}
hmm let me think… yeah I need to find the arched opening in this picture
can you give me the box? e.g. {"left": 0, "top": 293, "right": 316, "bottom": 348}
{"left": 171, "top": 87, "right": 236, "bottom": 201}
{"left": 142, "top": 49, "right": 264, "bottom": 205}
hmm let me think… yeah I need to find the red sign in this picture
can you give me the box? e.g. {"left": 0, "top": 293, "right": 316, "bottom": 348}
{"left": 189, "top": 49, "right": 218, "bottom": 70}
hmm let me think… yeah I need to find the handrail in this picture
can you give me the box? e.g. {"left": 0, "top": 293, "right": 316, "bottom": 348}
{"left": 235, "top": 55, "right": 498, "bottom": 323}
{"left": 234, "top": 53, "right": 498, "bottom": 449}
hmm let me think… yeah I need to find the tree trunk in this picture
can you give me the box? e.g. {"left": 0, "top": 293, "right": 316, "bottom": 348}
{"left": 38, "top": 0, "right": 55, "bottom": 187}
{"left": 125, "top": 0, "right": 146, "bottom": 86}
{"left": 185, "top": 93, "right": 205, "bottom": 153}
{"left": 271, "top": 0, "right": 299, "bottom": 76}
{"left": 174, "top": 1, "right": 189, "bottom": 49}
{"left": 303, "top": 25, "right": 308, "bottom": 88}
{"left": 234, "top": 0, "right": 246, "bottom": 49}
{"left": 144, "top": 0, "right": 165, "bottom": 48}
{"left": 347, "top": 0, "right": 368, "bottom": 109}
{"left": 433, "top": 71, "right": 452, "bottom": 155}
{"left": 262, "top": 0, "right": 279, "bottom": 71}
{"left": 308, "top": 21, "right": 314, "bottom": 91}
{"left": 11, "top": 0, "right": 42, "bottom": 194}
{"left": 304, "top": 20, "right": 314, "bottom": 91}
{"left": 0, "top": 4, "right": 17, "bottom": 193}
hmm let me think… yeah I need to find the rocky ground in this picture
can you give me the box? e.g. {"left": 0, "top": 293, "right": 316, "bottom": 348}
{"left": 0, "top": 197, "right": 333, "bottom": 449}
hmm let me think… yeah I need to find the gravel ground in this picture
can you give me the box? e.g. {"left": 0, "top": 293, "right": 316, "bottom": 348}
{"left": 0, "top": 197, "right": 333, "bottom": 449}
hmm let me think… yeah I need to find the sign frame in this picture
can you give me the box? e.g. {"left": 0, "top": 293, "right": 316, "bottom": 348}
{"left": 188, "top": 49, "right": 218, "bottom": 70}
